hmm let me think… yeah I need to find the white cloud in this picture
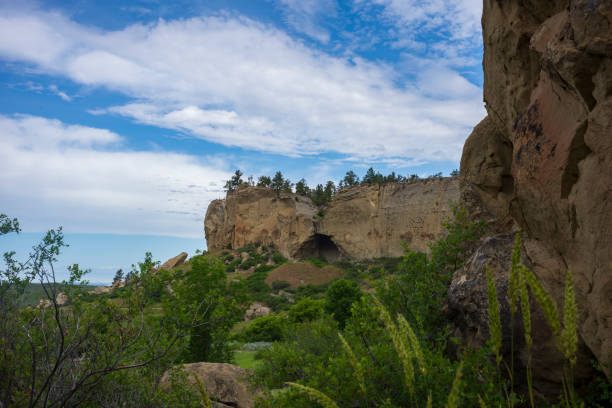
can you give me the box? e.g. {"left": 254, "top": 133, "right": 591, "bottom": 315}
{"left": 0, "top": 8, "right": 485, "bottom": 164}
{"left": 274, "top": 0, "right": 336, "bottom": 43}
{"left": 48, "top": 84, "right": 72, "bottom": 101}
{"left": 0, "top": 114, "right": 231, "bottom": 237}
{"left": 356, "top": 0, "right": 482, "bottom": 63}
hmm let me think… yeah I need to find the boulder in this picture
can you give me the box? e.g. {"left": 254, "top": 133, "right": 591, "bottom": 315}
{"left": 161, "top": 362, "right": 254, "bottom": 408}
{"left": 245, "top": 302, "right": 271, "bottom": 319}
{"left": 159, "top": 252, "right": 188, "bottom": 271}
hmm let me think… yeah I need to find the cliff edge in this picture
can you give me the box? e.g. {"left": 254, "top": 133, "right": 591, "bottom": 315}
{"left": 205, "top": 178, "right": 459, "bottom": 261}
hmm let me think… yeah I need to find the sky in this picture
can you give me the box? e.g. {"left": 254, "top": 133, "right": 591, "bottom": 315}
{"left": 0, "top": 0, "right": 485, "bottom": 283}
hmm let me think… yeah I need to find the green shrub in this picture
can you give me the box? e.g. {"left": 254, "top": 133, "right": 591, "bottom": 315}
{"left": 272, "top": 280, "right": 291, "bottom": 291}
{"left": 245, "top": 269, "right": 270, "bottom": 294}
{"left": 272, "top": 252, "right": 288, "bottom": 265}
{"left": 288, "top": 298, "right": 325, "bottom": 323}
{"left": 240, "top": 257, "right": 257, "bottom": 270}
{"left": 325, "top": 280, "right": 362, "bottom": 329}
{"left": 226, "top": 258, "right": 241, "bottom": 272}
{"left": 240, "top": 315, "right": 287, "bottom": 342}
{"left": 306, "top": 257, "right": 327, "bottom": 268}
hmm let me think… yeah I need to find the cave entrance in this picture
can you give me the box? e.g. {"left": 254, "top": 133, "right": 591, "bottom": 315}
{"left": 295, "top": 234, "right": 343, "bottom": 262}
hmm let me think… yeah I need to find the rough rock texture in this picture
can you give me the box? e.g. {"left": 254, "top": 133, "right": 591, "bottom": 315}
{"left": 453, "top": 0, "right": 612, "bottom": 385}
{"left": 205, "top": 179, "right": 459, "bottom": 261}
{"left": 317, "top": 178, "right": 459, "bottom": 259}
{"left": 159, "top": 252, "right": 188, "bottom": 271}
{"left": 160, "top": 362, "right": 253, "bottom": 408}
{"left": 245, "top": 302, "right": 271, "bottom": 319}
{"left": 205, "top": 185, "right": 317, "bottom": 259}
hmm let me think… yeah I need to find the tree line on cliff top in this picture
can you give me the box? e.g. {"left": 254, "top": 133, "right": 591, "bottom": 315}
{"left": 224, "top": 168, "right": 459, "bottom": 206}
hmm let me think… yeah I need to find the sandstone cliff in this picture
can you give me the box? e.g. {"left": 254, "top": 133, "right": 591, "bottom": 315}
{"left": 317, "top": 178, "right": 459, "bottom": 259}
{"left": 205, "top": 185, "right": 317, "bottom": 259}
{"left": 205, "top": 178, "right": 459, "bottom": 261}
{"left": 451, "top": 0, "right": 612, "bottom": 386}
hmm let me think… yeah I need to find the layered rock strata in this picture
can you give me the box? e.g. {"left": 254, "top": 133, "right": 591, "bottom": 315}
{"left": 205, "top": 178, "right": 459, "bottom": 261}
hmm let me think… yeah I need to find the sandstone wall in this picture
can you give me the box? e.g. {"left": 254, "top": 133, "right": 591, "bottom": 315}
{"left": 205, "top": 185, "right": 317, "bottom": 258}
{"left": 452, "top": 0, "right": 612, "bottom": 385}
{"left": 204, "top": 178, "right": 459, "bottom": 261}
{"left": 317, "top": 178, "right": 459, "bottom": 259}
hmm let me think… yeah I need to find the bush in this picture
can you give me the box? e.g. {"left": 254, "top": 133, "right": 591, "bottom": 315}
{"left": 226, "top": 258, "right": 241, "bottom": 272}
{"left": 325, "top": 279, "right": 362, "bottom": 329}
{"left": 288, "top": 298, "right": 325, "bottom": 323}
{"left": 271, "top": 280, "right": 291, "bottom": 291}
{"left": 272, "top": 252, "right": 288, "bottom": 265}
{"left": 306, "top": 257, "right": 327, "bottom": 268}
{"left": 245, "top": 269, "right": 271, "bottom": 294}
{"left": 240, "top": 315, "right": 287, "bottom": 342}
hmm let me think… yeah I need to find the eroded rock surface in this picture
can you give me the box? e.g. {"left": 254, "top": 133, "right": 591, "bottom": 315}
{"left": 453, "top": 0, "right": 612, "bottom": 384}
{"left": 205, "top": 185, "right": 317, "bottom": 259}
{"left": 159, "top": 252, "right": 188, "bottom": 271}
{"left": 161, "top": 362, "right": 253, "bottom": 408}
{"left": 205, "top": 179, "right": 459, "bottom": 261}
{"left": 317, "top": 178, "right": 459, "bottom": 259}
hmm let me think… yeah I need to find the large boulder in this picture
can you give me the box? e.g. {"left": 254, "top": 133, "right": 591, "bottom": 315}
{"left": 454, "top": 0, "right": 612, "bottom": 386}
{"left": 159, "top": 252, "right": 188, "bottom": 271}
{"left": 161, "top": 362, "right": 254, "bottom": 408}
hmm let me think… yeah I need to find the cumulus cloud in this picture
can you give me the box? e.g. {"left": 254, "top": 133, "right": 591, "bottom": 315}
{"left": 0, "top": 7, "right": 484, "bottom": 164}
{"left": 0, "top": 114, "right": 230, "bottom": 237}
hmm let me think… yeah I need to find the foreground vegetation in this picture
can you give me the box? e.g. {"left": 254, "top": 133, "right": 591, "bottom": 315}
{"left": 1, "top": 212, "right": 610, "bottom": 407}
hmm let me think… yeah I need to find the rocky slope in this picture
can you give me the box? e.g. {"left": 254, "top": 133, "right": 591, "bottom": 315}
{"left": 450, "top": 0, "right": 612, "bottom": 387}
{"left": 205, "top": 178, "right": 459, "bottom": 261}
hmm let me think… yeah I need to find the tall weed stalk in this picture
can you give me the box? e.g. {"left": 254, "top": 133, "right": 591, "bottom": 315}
{"left": 487, "top": 235, "right": 580, "bottom": 408}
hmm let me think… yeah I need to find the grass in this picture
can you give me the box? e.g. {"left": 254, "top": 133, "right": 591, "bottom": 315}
{"left": 233, "top": 350, "right": 260, "bottom": 370}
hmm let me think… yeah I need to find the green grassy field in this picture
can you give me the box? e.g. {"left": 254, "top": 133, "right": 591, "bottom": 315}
{"left": 233, "top": 350, "right": 260, "bottom": 370}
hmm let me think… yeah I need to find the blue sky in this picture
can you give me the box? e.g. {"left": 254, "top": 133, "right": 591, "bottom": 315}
{"left": 0, "top": 0, "right": 485, "bottom": 282}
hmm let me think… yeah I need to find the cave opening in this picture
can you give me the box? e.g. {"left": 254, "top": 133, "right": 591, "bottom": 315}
{"left": 294, "top": 233, "right": 343, "bottom": 262}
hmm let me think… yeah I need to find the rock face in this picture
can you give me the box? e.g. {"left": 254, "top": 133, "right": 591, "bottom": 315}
{"left": 317, "top": 178, "right": 460, "bottom": 259}
{"left": 453, "top": 0, "right": 612, "bottom": 385}
{"left": 161, "top": 362, "right": 253, "bottom": 408}
{"left": 205, "top": 185, "right": 317, "bottom": 259}
{"left": 159, "top": 252, "right": 188, "bottom": 271}
{"left": 205, "top": 179, "right": 459, "bottom": 261}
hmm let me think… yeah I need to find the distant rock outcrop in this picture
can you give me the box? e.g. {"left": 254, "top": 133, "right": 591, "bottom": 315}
{"left": 205, "top": 179, "right": 459, "bottom": 261}
{"left": 449, "top": 0, "right": 612, "bottom": 387}
{"left": 159, "top": 252, "right": 188, "bottom": 271}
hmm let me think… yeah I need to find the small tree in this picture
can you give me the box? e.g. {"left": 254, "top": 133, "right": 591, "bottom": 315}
{"left": 224, "top": 169, "right": 245, "bottom": 192}
{"left": 295, "top": 178, "right": 310, "bottom": 196}
{"left": 271, "top": 171, "right": 292, "bottom": 195}
{"left": 450, "top": 169, "right": 460, "bottom": 177}
{"left": 257, "top": 175, "right": 272, "bottom": 188}
{"left": 339, "top": 171, "right": 360, "bottom": 189}
{"left": 325, "top": 279, "right": 362, "bottom": 329}
{"left": 324, "top": 181, "right": 336, "bottom": 202}
{"left": 112, "top": 268, "right": 124, "bottom": 284}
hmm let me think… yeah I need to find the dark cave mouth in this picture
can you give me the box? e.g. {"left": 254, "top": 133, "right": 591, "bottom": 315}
{"left": 294, "top": 233, "right": 343, "bottom": 262}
